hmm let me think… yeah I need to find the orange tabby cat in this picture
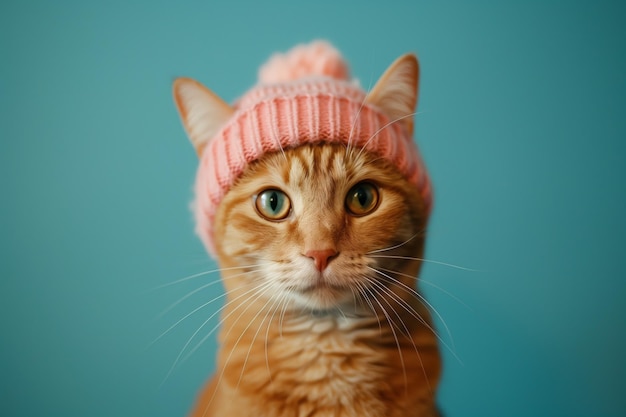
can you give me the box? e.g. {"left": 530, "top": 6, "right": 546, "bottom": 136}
{"left": 173, "top": 41, "right": 441, "bottom": 417}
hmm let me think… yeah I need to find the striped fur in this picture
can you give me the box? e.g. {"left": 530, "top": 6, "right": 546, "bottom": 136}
{"left": 189, "top": 144, "right": 441, "bottom": 417}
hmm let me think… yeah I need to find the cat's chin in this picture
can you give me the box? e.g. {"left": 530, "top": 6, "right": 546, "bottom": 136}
{"left": 287, "top": 282, "right": 359, "bottom": 312}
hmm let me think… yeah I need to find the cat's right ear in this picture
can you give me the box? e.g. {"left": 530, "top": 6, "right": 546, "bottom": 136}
{"left": 365, "top": 54, "right": 419, "bottom": 136}
{"left": 172, "top": 78, "right": 234, "bottom": 157}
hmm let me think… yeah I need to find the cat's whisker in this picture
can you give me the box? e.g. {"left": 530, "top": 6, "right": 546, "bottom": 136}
{"left": 353, "top": 281, "right": 382, "bottom": 334}
{"left": 153, "top": 269, "right": 222, "bottom": 290}
{"left": 235, "top": 291, "right": 281, "bottom": 390}
{"left": 149, "top": 269, "right": 265, "bottom": 349}
{"left": 365, "top": 283, "right": 408, "bottom": 392}
{"left": 149, "top": 262, "right": 272, "bottom": 291}
{"left": 363, "top": 276, "right": 428, "bottom": 396}
{"left": 198, "top": 282, "right": 278, "bottom": 413}
{"left": 333, "top": 300, "right": 348, "bottom": 320}
{"left": 378, "top": 266, "right": 472, "bottom": 310}
{"left": 363, "top": 277, "right": 412, "bottom": 339}
{"left": 349, "top": 285, "right": 359, "bottom": 314}
{"left": 353, "top": 111, "right": 420, "bottom": 162}
{"left": 156, "top": 268, "right": 261, "bottom": 319}
{"left": 158, "top": 279, "right": 272, "bottom": 386}
{"left": 367, "top": 233, "right": 421, "bottom": 254}
{"left": 265, "top": 292, "right": 290, "bottom": 384}
{"left": 150, "top": 287, "right": 239, "bottom": 351}
{"left": 180, "top": 281, "right": 276, "bottom": 366}
{"left": 364, "top": 274, "right": 437, "bottom": 349}
{"left": 278, "top": 289, "right": 294, "bottom": 339}
{"left": 368, "top": 266, "right": 463, "bottom": 364}
{"left": 156, "top": 281, "right": 219, "bottom": 320}
{"left": 367, "top": 266, "right": 447, "bottom": 337}
{"left": 369, "top": 254, "right": 478, "bottom": 272}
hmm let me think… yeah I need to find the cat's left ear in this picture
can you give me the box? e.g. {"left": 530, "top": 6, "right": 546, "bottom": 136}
{"left": 365, "top": 53, "right": 419, "bottom": 135}
{"left": 173, "top": 77, "right": 235, "bottom": 156}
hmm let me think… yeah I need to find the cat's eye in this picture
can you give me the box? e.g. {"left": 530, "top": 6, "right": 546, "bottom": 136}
{"left": 345, "top": 182, "right": 379, "bottom": 216}
{"left": 254, "top": 189, "right": 291, "bottom": 221}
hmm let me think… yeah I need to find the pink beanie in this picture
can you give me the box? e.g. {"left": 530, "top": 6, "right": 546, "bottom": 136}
{"left": 190, "top": 41, "right": 431, "bottom": 256}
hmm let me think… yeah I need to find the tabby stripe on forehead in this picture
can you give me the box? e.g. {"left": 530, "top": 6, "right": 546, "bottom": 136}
{"left": 300, "top": 148, "right": 312, "bottom": 174}
{"left": 315, "top": 146, "right": 325, "bottom": 177}
{"left": 311, "top": 144, "right": 318, "bottom": 174}
{"left": 290, "top": 151, "right": 307, "bottom": 187}
{"left": 327, "top": 147, "right": 335, "bottom": 177}
{"left": 323, "top": 146, "right": 336, "bottom": 176}
{"left": 303, "top": 148, "right": 313, "bottom": 177}
{"left": 280, "top": 154, "right": 290, "bottom": 185}
{"left": 323, "top": 149, "right": 339, "bottom": 200}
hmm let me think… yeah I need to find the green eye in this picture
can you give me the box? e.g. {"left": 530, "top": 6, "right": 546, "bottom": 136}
{"left": 255, "top": 189, "right": 291, "bottom": 220}
{"left": 345, "top": 182, "right": 379, "bottom": 216}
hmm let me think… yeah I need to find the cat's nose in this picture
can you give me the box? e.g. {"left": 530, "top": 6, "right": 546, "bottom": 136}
{"left": 304, "top": 249, "right": 338, "bottom": 272}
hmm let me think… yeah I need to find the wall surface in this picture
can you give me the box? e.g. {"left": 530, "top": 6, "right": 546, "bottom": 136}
{"left": 1, "top": 1, "right": 625, "bottom": 416}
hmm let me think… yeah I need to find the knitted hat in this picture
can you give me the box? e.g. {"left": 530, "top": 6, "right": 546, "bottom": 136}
{"left": 173, "top": 41, "right": 431, "bottom": 256}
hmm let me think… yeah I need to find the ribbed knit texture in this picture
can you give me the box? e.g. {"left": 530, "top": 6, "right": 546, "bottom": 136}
{"left": 194, "top": 42, "right": 431, "bottom": 256}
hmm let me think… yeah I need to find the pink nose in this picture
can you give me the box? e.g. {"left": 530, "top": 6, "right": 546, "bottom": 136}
{"left": 305, "top": 249, "right": 338, "bottom": 272}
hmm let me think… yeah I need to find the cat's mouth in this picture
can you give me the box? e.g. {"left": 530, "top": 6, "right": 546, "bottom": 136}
{"left": 298, "top": 280, "right": 347, "bottom": 293}
{"left": 288, "top": 274, "right": 356, "bottom": 310}
{"left": 287, "top": 268, "right": 350, "bottom": 293}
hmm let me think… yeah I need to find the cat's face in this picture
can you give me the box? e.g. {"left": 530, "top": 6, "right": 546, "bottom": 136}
{"left": 173, "top": 47, "right": 429, "bottom": 315}
{"left": 213, "top": 144, "right": 427, "bottom": 312}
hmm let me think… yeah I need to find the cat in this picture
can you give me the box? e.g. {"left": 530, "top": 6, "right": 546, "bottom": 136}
{"left": 173, "top": 41, "right": 441, "bottom": 417}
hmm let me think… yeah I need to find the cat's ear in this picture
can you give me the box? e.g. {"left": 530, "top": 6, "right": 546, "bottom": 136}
{"left": 365, "top": 53, "right": 419, "bottom": 135}
{"left": 172, "top": 78, "right": 234, "bottom": 156}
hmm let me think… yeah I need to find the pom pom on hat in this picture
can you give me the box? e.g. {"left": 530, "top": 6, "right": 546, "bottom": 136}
{"left": 258, "top": 40, "right": 350, "bottom": 84}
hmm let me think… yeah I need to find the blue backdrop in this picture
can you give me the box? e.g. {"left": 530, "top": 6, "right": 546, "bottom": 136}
{"left": 2, "top": 1, "right": 625, "bottom": 416}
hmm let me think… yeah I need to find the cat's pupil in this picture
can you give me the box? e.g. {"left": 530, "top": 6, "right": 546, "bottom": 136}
{"left": 269, "top": 192, "right": 278, "bottom": 211}
{"left": 357, "top": 189, "right": 368, "bottom": 206}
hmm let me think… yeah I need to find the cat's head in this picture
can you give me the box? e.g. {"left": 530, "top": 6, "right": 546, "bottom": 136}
{"left": 173, "top": 41, "right": 431, "bottom": 312}
{"left": 212, "top": 143, "right": 428, "bottom": 311}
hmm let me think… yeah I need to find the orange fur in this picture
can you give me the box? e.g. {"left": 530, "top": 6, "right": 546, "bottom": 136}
{"left": 188, "top": 145, "right": 441, "bottom": 417}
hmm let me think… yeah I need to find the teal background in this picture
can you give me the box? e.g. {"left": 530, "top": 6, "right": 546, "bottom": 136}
{"left": 1, "top": 0, "right": 625, "bottom": 416}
